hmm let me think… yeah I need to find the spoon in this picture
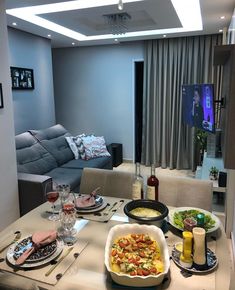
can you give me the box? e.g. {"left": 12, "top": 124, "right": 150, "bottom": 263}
{"left": 0, "top": 231, "right": 21, "bottom": 253}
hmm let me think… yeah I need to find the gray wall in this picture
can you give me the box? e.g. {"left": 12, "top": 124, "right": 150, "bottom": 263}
{"left": 0, "top": 0, "right": 19, "bottom": 230}
{"left": 8, "top": 28, "right": 56, "bottom": 134}
{"left": 52, "top": 42, "right": 144, "bottom": 160}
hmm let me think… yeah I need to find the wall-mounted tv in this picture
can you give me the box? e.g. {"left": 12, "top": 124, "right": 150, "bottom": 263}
{"left": 182, "top": 84, "right": 215, "bottom": 133}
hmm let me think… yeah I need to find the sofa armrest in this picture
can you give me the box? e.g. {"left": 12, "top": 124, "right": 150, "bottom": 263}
{"left": 18, "top": 173, "right": 52, "bottom": 216}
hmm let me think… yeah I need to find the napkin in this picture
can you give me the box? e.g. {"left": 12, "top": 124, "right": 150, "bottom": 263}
{"left": 15, "top": 230, "right": 57, "bottom": 265}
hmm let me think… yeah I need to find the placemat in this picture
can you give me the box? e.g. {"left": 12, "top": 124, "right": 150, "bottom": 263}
{"left": 0, "top": 239, "right": 88, "bottom": 286}
{"left": 76, "top": 198, "right": 125, "bottom": 222}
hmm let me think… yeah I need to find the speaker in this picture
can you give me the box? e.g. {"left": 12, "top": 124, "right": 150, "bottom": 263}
{"left": 218, "top": 171, "right": 227, "bottom": 187}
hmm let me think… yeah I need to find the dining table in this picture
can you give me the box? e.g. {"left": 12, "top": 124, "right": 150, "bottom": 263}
{"left": 0, "top": 196, "right": 232, "bottom": 290}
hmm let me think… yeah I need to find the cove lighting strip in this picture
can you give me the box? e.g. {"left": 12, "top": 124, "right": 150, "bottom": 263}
{"left": 6, "top": 0, "right": 202, "bottom": 42}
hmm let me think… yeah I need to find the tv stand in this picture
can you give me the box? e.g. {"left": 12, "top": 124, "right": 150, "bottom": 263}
{"left": 195, "top": 151, "right": 226, "bottom": 193}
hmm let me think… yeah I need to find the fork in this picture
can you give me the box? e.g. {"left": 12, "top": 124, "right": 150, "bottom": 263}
{"left": 0, "top": 231, "right": 21, "bottom": 253}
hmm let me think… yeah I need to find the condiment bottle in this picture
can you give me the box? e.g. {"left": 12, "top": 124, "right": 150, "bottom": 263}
{"left": 132, "top": 162, "right": 144, "bottom": 200}
{"left": 180, "top": 231, "right": 193, "bottom": 268}
{"left": 147, "top": 164, "right": 159, "bottom": 201}
{"left": 196, "top": 213, "right": 205, "bottom": 228}
{"left": 192, "top": 227, "right": 207, "bottom": 269}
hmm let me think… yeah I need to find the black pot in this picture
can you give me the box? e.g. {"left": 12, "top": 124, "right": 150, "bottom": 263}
{"left": 124, "top": 199, "right": 169, "bottom": 227}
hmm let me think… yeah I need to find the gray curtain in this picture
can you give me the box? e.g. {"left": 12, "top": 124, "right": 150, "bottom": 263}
{"left": 141, "top": 34, "right": 222, "bottom": 170}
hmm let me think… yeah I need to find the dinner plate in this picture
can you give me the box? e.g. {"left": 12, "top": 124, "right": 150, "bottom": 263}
{"left": 7, "top": 238, "right": 64, "bottom": 268}
{"left": 13, "top": 236, "right": 57, "bottom": 262}
{"left": 168, "top": 207, "right": 220, "bottom": 234}
{"left": 172, "top": 246, "right": 218, "bottom": 273}
{"left": 75, "top": 195, "right": 104, "bottom": 210}
{"left": 76, "top": 199, "right": 108, "bottom": 214}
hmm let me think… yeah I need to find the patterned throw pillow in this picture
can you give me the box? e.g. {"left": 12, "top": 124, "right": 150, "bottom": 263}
{"left": 65, "top": 134, "right": 86, "bottom": 159}
{"left": 65, "top": 136, "right": 79, "bottom": 159}
{"left": 73, "top": 134, "right": 86, "bottom": 160}
{"left": 81, "top": 135, "right": 111, "bottom": 160}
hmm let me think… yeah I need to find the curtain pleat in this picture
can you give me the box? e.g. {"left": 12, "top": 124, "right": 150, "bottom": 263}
{"left": 142, "top": 34, "right": 222, "bottom": 170}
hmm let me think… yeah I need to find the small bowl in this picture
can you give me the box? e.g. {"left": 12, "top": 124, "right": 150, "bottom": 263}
{"left": 124, "top": 200, "right": 169, "bottom": 227}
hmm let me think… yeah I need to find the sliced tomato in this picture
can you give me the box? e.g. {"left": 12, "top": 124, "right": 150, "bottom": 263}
{"left": 118, "top": 252, "right": 124, "bottom": 259}
{"left": 130, "top": 271, "right": 137, "bottom": 276}
{"left": 111, "top": 249, "right": 117, "bottom": 256}
{"left": 142, "top": 269, "right": 150, "bottom": 276}
{"left": 150, "top": 268, "right": 157, "bottom": 274}
{"left": 137, "top": 268, "right": 143, "bottom": 276}
{"left": 139, "top": 251, "right": 146, "bottom": 258}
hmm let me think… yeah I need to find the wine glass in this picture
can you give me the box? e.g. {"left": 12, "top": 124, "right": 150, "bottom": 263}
{"left": 56, "top": 184, "right": 71, "bottom": 209}
{"left": 60, "top": 205, "right": 77, "bottom": 245}
{"left": 45, "top": 182, "right": 60, "bottom": 221}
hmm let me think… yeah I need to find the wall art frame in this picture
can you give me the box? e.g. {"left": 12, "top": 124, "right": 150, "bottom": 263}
{"left": 10, "top": 66, "right": 34, "bottom": 90}
{"left": 0, "top": 83, "right": 3, "bottom": 108}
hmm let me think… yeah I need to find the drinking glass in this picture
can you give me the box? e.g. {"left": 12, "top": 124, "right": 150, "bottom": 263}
{"left": 60, "top": 205, "right": 77, "bottom": 245}
{"left": 57, "top": 184, "right": 71, "bottom": 209}
{"left": 45, "top": 184, "right": 60, "bottom": 221}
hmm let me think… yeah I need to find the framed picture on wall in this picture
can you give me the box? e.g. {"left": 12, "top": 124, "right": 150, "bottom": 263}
{"left": 10, "top": 66, "right": 34, "bottom": 90}
{"left": 0, "top": 83, "right": 3, "bottom": 108}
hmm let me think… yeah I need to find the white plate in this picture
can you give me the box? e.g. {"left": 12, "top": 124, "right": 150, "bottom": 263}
{"left": 104, "top": 223, "right": 170, "bottom": 287}
{"left": 168, "top": 207, "right": 220, "bottom": 234}
{"left": 76, "top": 199, "right": 107, "bottom": 214}
{"left": 7, "top": 238, "right": 64, "bottom": 268}
{"left": 75, "top": 195, "right": 103, "bottom": 210}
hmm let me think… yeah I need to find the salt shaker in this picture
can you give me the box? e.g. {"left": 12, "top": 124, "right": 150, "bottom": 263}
{"left": 192, "top": 227, "right": 207, "bottom": 269}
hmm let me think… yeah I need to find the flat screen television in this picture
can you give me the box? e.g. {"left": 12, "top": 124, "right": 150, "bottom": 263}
{"left": 182, "top": 84, "right": 215, "bottom": 133}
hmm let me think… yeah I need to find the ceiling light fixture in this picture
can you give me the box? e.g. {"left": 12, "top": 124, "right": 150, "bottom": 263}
{"left": 118, "top": 0, "right": 123, "bottom": 11}
{"left": 12, "top": 22, "right": 17, "bottom": 26}
{"left": 219, "top": 29, "right": 223, "bottom": 32}
{"left": 6, "top": 0, "right": 202, "bottom": 42}
{"left": 72, "top": 42, "right": 75, "bottom": 45}
{"left": 220, "top": 16, "right": 225, "bottom": 19}
{"left": 47, "top": 34, "right": 51, "bottom": 37}
{"left": 103, "top": 12, "right": 131, "bottom": 35}
{"left": 163, "top": 34, "right": 166, "bottom": 38}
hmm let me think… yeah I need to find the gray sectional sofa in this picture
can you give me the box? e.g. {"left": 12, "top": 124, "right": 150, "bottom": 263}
{"left": 16, "top": 124, "right": 112, "bottom": 215}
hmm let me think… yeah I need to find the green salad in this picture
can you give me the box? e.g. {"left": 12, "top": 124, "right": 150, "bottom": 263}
{"left": 173, "top": 209, "right": 216, "bottom": 232}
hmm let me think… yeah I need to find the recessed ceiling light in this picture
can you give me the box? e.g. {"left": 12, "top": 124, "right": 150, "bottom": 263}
{"left": 47, "top": 34, "right": 51, "bottom": 37}
{"left": 163, "top": 34, "right": 166, "bottom": 38}
{"left": 72, "top": 42, "right": 75, "bottom": 45}
{"left": 12, "top": 22, "right": 17, "bottom": 26}
{"left": 219, "top": 29, "right": 223, "bottom": 33}
{"left": 6, "top": 0, "right": 202, "bottom": 42}
{"left": 114, "top": 38, "right": 118, "bottom": 42}
{"left": 220, "top": 16, "right": 225, "bottom": 19}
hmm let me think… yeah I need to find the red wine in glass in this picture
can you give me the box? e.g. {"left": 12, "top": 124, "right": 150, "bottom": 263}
{"left": 47, "top": 191, "right": 59, "bottom": 203}
{"left": 46, "top": 191, "right": 59, "bottom": 221}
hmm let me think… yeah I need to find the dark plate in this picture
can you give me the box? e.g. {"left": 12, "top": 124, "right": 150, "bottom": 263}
{"left": 172, "top": 246, "right": 218, "bottom": 273}
{"left": 13, "top": 236, "right": 57, "bottom": 263}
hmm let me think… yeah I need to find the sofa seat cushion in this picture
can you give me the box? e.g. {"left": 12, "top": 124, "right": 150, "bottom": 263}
{"left": 29, "top": 124, "right": 74, "bottom": 166}
{"left": 16, "top": 132, "right": 58, "bottom": 175}
{"left": 61, "top": 156, "right": 112, "bottom": 170}
{"left": 45, "top": 167, "right": 83, "bottom": 191}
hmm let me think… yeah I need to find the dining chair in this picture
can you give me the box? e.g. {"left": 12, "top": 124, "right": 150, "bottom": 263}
{"left": 158, "top": 174, "right": 213, "bottom": 212}
{"left": 79, "top": 168, "right": 135, "bottom": 199}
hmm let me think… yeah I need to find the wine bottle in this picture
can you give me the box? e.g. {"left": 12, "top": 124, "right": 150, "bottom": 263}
{"left": 132, "top": 162, "right": 144, "bottom": 200}
{"left": 147, "top": 164, "right": 159, "bottom": 200}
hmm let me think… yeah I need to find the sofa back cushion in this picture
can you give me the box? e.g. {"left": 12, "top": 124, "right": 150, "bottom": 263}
{"left": 29, "top": 124, "right": 74, "bottom": 166}
{"left": 15, "top": 132, "right": 58, "bottom": 174}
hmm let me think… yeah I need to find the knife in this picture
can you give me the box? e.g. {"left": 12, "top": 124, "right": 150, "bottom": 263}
{"left": 45, "top": 247, "right": 73, "bottom": 277}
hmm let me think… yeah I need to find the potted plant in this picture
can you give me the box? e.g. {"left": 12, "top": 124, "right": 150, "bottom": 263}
{"left": 209, "top": 166, "right": 219, "bottom": 180}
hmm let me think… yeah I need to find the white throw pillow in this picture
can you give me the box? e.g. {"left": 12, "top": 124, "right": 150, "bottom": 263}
{"left": 65, "top": 136, "right": 79, "bottom": 159}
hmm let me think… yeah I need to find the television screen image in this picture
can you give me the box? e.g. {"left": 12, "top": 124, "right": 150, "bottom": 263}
{"left": 182, "top": 84, "right": 215, "bottom": 133}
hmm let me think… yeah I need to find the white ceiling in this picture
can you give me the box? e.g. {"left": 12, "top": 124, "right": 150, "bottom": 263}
{"left": 5, "top": 0, "right": 235, "bottom": 48}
